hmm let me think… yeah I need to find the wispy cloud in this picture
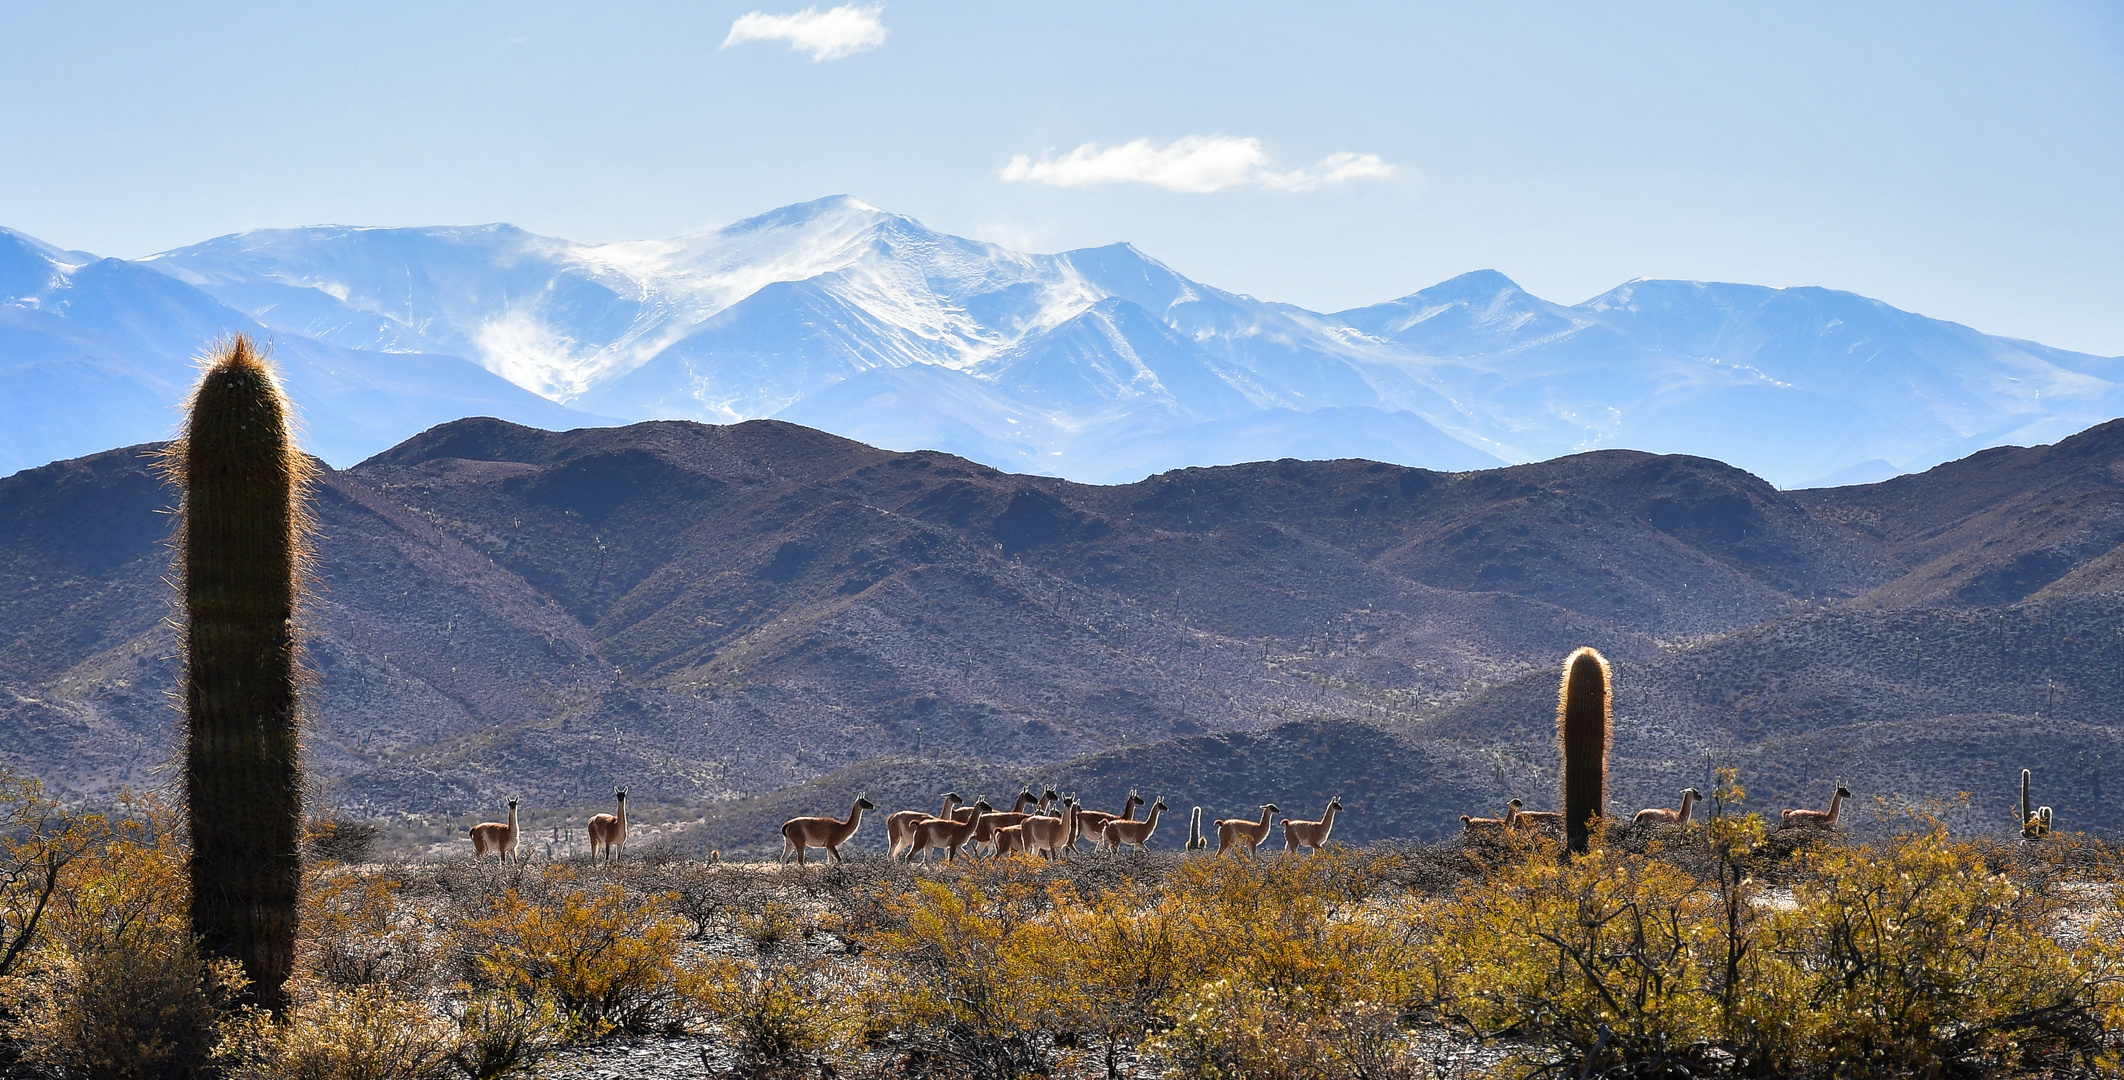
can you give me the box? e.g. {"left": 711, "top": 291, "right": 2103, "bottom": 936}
{"left": 1000, "top": 136, "right": 1401, "bottom": 194}
{"left": 723, "top": 4, "right": 887, "bottom": 61}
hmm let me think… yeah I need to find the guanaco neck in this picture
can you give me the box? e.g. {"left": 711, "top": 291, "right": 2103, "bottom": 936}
{"left": 1012, "top": 792, "right": 1035, "bottom": 813}
{"left": 836, "top": 799, "right": 866, "bottom": 844}
{"left": 1141, "top": 802, "right": 1165, "bottom": 834}
{"left": 1318, "top": 802, "right": 1338, "bottom": 835}
{"left": 1677, "top": 790, "right": 1698, "bottom": 824}
{"left": 506, "top": 804, "right": 518, "bottom": 838}
{"left": 1253, "top": 805, "right": 1274, "bottom": 835}
{"left": 1825, "top": 790, "right": 1844, "bottom": 824}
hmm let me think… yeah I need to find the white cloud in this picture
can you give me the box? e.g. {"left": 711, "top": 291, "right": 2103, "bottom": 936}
{"left": 722, "top": 4, "right": 887, "bottom": 61}
{"left": 1000, "top": 136, "right": 1402, "bottom": 194}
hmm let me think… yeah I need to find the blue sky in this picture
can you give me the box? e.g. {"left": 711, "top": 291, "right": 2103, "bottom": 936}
{"left": 3, "top": 1, "right": 2120, "bottom": 354}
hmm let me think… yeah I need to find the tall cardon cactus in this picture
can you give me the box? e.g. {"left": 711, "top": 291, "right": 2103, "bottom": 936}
{"left": 1557, "top": 647, "right": 1612, "bottom": 855}
{"left": 168, "top": 334, "right": 310, "bottom": 1011}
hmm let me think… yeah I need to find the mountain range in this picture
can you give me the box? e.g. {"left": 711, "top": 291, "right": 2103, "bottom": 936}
{"left": 5, "top": 415, "right": 2120, "bottom": 851}
{"left": 5, "top": 196, "right": 2118, "bottom": 487}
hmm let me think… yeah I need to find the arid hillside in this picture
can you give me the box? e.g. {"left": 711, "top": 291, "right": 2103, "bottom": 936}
{"left": 3, "top": 416, "right": 2122, "bottom": 843}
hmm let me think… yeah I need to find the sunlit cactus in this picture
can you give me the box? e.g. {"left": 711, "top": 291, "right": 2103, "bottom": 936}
{"left": 166, "top": 334, "right": 310, "bottom": 1012}
{"left": 1556, "top": 647, "right": 1612, "bottom": 855}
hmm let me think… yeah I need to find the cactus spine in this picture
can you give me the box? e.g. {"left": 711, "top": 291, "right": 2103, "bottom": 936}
{"left": 1557, "top": 647, "right": 1612, "bottom": 855}
{"left": 170, "top": 335, "right": 310, "bottom": 1012}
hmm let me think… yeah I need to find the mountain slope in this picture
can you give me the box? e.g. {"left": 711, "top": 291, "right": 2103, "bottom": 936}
{"left": 0, "top": 227, "right": 610, "bottom": 476}
{"left": 7, "top": 417, "right": 2124, "bottom": 841}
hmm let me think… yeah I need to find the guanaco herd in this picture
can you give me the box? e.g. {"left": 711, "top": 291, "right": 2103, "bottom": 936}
{"left": 775, "top": 788, "right": 1345, "bottom": 866}
{"left": 465, "top": 781, "right": 1858, "bottom": 865}
{"left": 1457, "top": 783, "right": 1854, "bottom": 835}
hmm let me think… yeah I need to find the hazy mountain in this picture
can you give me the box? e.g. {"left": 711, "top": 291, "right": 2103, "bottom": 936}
{"left": 4, "top": 416, "right": 2120, "bottom": 844}
{"left": 0, "top": 226, "right": 608, "bottom": 476}
{"left": 117, "top": 196, "right": 2123, "bottom": 489}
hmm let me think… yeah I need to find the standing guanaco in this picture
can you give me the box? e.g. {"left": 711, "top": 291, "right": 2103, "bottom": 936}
{"left": 1282, "top": 797, "right": 1342, "bottom": 854}
{"left": 588, "top": 789, "right": 628, "bottom": 863}
{"left": 780, "top": 797, "right": 876, "bottom": 866}
{"left": 470, "top": 799, "right": 519, "bottom": 861}
{"left": 1215, "top": 803, "right": 1280, "bottom": 857}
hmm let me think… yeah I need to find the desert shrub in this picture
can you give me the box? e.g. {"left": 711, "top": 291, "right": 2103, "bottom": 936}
{"left": 453, "top": 873, "right": 690, "bottom": 1039}
{"left": 14, "top": 795, "right": 244, "bottom": 1080}
{"left": 219, "top": 985, "right": 454, "bottom": 1080}
{"left": 1131, "top": 856, "right": 1421, "bottom": 1079}
{"left": 305, "top": 819, "right": 382, "bottom": 866}
{"left": 1425, "top": 836, "right": 1723, "bottom": 1077}
{"left": 443, "top": 990, "right": 566, "bottom": 1080}
{"left": 305, "top": 872, "right": 440, "bottom": 992}
{"left": 685, "top": 954, "right": 856, "bottom": 1076}
{"left": 861, "top": 869, "right": 1056, "bottom": 1080}
{"left": 1744, "top": 821, "right": 2124, "bottom": 1077}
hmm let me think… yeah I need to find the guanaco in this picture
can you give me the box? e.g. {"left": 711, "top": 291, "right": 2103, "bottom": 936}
{"left": 470, "top": 798, "right": 520, "bottom": 861}
{"left": 1459, "top": 810, "right": 1511, "bottom": 833}
{"left": 1509, "top": 799, "right": 1563, "bottom": 830}
{"left": 780, "top": 796, "right": 877, "bottom": 866}
{"left": 1282, "top": 797, "right": 1342, "bottom": 854}
{"left": 992, "top": 822, "right": 1028, "bottom": 857}
{"left": 588, "top": 789, "right": 628, "bottom": 863}
{"left": 971, "top": 788, "right": 1053, "bottom": 853}
{"left": 1100, "top": 798, "right": 1168, "bottom": 852}
{"left": 1780, "top": 784, "right": 1851, "bottom": 830}
{"left": 908, "top": 799, "right": 996, "bottom": 862}
{"left": 1021, "top": 798, "right": 1077, "bottom": 861}
{"left": 888, "top": 792, "right": 962, "bottom": 861}
{"left": 1216, "top": 803, "right": 1281, "bottom": 857}
{"left": 1071, "top": 793, "right": 1143, "bottom": 850}
{"left": 1635, "top": 787, "right": 1703, "bottom": 825}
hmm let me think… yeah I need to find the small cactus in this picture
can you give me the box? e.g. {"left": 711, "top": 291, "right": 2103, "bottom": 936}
{"left": 1187, "top": 806, "right": 1207, "bottom": 851}
{"left": 1557, "top": 647, "right": 1612, "bottom": 856}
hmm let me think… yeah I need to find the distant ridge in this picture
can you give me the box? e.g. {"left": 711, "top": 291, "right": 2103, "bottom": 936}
{"left": 3, "top": 197, "right": 2120, "bottom": 486}
{"left": 5, "top": 415, "right": 2124, "bottom": 842}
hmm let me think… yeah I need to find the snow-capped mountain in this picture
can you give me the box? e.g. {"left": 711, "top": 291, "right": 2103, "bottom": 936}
{"left": 0, "top": 227, "right": 606, "bottom": 476}
{"left": 5, "top": 196, "right": 2116, "bottom": 485}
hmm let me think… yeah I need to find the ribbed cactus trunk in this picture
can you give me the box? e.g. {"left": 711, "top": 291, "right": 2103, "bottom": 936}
{"left": 1557, "top": 647, "right": 1611, "bottom": 856}
{"left": 172, "top": 335, "right": 308, "bottom": 1012}
{"left": 2021, "top": 769, "right": 2033, "bottom": 833}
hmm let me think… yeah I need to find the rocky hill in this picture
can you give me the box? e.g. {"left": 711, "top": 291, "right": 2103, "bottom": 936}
{"left": 3, "top": 415, "right": 2121, "bottom": 846}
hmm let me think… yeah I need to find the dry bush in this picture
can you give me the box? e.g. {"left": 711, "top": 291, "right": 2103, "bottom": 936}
{"left": 860, "top": 868, "right": 1057, "bottom": 1080}
{"left": 304, "top": 819, "right": 382, "bottom": 866}
{"left": 13, "top": 794, "right": 244, "bottom": 1080}
{"left": 443, "top": 990, "right": 566, "bottom": 1080}
{"left": 219, "top": 985, "right": 455, "bottom": 1080}
{"left": 305, "top": 873, "right": 440, "bottom": 992}
{"left": 1744, "top": 822, "right": 2124, "bottom": 1077}
{"left": 685, "top": 954, "right": 857, "bottom": 1075}
{"left": 451, "top": 871, "right": 691, "bottom": 1039}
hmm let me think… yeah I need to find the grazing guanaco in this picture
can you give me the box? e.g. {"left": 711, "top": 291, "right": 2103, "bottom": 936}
{"left": 971, "top": 788, "right": 1054, "bottom": 853}
{"left": 1021, "top": 798, "right": 1078, "bottom": 860}
{"left": 1071, "top": 793, "right": 1143, "bottom": 850}
{"left": 1459, "top": 811, "right": 1511, "bottom": 833}
{"left": 1100, "top": 799, "right": 1168, "bottom": 852}
{"left": 470, "top": 799, "right": 520, "bottom": 861}
{"left": 1635, "top": 787, "right": 1703, "bottom": 826}
{"left": 1216, "top": 803, "right": 1280, "bottom": 857}
{"left": 588, "top": 789, "right": 628, "bottom": 863}
{"left": 1282, "top": 797, "right": 1343, "bottom": 854}
{"left": 780, "top": 796, "right": 877, "bottom": 866}
{"left": 1509, "top": 799, "right": 1563, "bottom": 830}
{"left": 888, "top": 792, "right": 962, "bottom": 861}
{"left": 1780, "top": 784, "right": 1851, "bottom": 830}
{"left": 908, "top": 799, "right": 996, "bottom": 862}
